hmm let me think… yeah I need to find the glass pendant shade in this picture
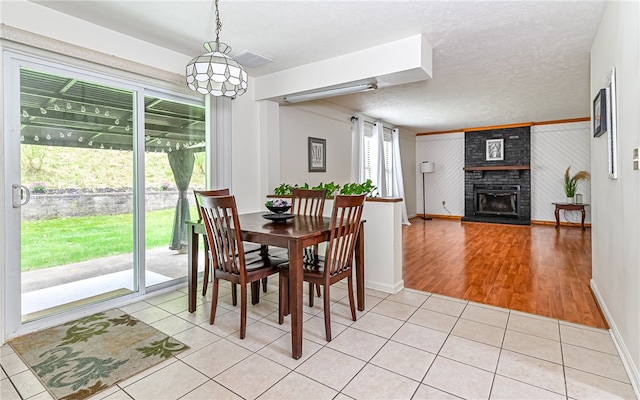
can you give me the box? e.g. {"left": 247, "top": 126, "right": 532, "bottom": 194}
{"left": 186, "top": 41, "right": 248, "bottom": 97}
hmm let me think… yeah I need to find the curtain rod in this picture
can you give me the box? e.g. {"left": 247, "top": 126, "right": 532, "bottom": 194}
{"left": 351, "top": 116, "right": 395, "bottom": 131}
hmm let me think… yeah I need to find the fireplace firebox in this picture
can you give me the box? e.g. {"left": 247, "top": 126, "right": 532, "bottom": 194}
{"left": 474, "top": 185, "right": 520, "bottom": 218}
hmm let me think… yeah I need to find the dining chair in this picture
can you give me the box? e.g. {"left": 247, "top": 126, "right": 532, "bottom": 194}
{"left": 291, "top": 188, "right": 326, "bottom": 217}
{"left": 291, "top": 188, "right": 326, "bottom": 298}
{"left": 199, "top": 194, "right": 283, "bottom": 339}
{"left": 194, "top": 189, "right": 266, "bottom": 300}
{"left": 279, "top": 194, "right": 366, "bottom": 341}
{"left": 194, "top": 189, "right": 231, "bottom": 298}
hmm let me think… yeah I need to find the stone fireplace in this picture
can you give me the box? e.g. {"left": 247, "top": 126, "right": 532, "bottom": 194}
{"left": 462, "top": 127, "right": 531, "bottom": 225}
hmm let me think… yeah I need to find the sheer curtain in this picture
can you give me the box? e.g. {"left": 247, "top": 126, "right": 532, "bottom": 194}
{"left": 392, "top": 128, "right": 410, "bottom": 225}
{"left": 373, "top": 122, "right": 388, "bottom": 197}
{"left": 351, "top": 117, "right": 410, "bottom": 225}
{"left": 351, "top": 116, "right": 365, "bottom": 182}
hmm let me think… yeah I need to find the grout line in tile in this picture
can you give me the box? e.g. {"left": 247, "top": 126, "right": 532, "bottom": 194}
{"left": 5, "top": 286, "right": 630, "bottom": 400}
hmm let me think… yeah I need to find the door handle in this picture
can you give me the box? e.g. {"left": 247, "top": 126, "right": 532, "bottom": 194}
{"left": 12, "top": 184, "right": 31, "bottom": 208}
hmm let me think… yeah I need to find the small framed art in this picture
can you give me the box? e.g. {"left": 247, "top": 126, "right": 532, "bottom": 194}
{"left": 308, "top": 137, "right": 326, "bottom": 172}
{"left": 593, "top": 88, "right": 607, "bottom": 137}
{"left": 606, "top": 68, "right": 618, "bottom": 179}
{"left": 486, "top": 138, "right": 504, "bottom": 161}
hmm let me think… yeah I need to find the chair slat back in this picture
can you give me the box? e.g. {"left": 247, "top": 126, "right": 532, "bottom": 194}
{"left": 324, "top": 194, "right": 366, "bottom": 279}
{"left": 199, "top": 195, "right": 245, "bottom": 277}
{"left": 194, "top": 189, "right": 230, "bottom": 222}
{"left": 291, "top": 188, "right": 326, "bottom": 217}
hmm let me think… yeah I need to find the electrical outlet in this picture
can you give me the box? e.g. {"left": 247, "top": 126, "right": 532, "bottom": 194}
{"left": 442, "top": 200, "right": 446, "bottom": 206}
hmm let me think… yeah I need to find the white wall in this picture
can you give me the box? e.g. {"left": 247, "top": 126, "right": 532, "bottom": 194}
{"left": 278, "top": 103, "right": 353, "bottom": 187}
{"left": 230, "top": 85, "right": 263, "bottom": 213}
{"left": 531, "top": 122, "right": 591, "bottom": 223}
{"left": 399, "top": 130, "right": 417, "bottom": 216}
{"left": 416, "top": 133, "right": 465, "bottom": 216}
{"left": 415, "top": 123, "right": 592, "bottom": 223}
{"left": 590, "top": 0, "right": 640, "bottom": 395}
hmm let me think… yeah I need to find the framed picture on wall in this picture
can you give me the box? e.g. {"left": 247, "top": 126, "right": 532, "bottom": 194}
{"left": 606, "top": 68, "right": 618, "bottom": 179}
{"left": 308, "top": 137, "right": 326, "bottom": 172}
{"left": 593, "top": 88, "right": 607, "bottom": 137}
{"left": 486, "top": 138, "right": 504, "bottom": 161}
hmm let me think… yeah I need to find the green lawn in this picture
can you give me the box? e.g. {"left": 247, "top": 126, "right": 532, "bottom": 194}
{"left": 21, "top": 208, "right": 197, "bottom": 271}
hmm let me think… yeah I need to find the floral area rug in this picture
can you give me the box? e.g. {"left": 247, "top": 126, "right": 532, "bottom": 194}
{"left": 9, "top": 308, "right": 189, "bottom": 400}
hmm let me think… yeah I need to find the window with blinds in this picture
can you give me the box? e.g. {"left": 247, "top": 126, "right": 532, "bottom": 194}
{"left": 383, "top": 131, "right": 393, "bottom": 197}
{"left": 362, "top": 124, "right": 394, "bottom": 197}
{"left": 363, "top": 124, "right": 374, "bottom": 182}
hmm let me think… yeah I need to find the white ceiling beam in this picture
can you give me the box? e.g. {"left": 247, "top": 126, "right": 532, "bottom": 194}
{"left": 253, "top": 34, "right": 432, "bottom": 102}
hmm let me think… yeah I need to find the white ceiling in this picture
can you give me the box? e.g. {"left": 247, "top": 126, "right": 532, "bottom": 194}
{"left": 31, "top": 0, "right": 607, "bottom": 133}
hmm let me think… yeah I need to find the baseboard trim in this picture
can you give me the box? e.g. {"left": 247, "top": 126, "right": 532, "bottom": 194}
{"left": 415, "top": 216, "right": 591, "bottom": 227}
{"left": 365, "top": 279, "right": 404, "bottom": 294}
{"left": 419, "top": 214, "right": 462, "bottom": 221}
{"left": 532, "top": 220, "right": 592, "bottom": 228}
{"left": 590, "top": 279, "right": 640, "bottom": 398}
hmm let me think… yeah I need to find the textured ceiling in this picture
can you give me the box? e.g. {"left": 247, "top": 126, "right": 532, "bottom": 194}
{"left": 31, "top": 0, "right": 607, "bottom": 133}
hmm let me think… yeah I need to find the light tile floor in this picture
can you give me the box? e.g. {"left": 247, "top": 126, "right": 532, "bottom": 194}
{"left": 1, "top": 278, "right": 637, "bottom": 400}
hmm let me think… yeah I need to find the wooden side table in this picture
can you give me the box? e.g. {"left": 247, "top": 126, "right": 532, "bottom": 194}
{"left": 553, "top": 203, "right": 589, "bottom": 230}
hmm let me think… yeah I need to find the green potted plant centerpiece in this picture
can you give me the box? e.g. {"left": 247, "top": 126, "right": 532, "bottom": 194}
{"left": 564, "top": 166, "right": 590, "bottom": 204}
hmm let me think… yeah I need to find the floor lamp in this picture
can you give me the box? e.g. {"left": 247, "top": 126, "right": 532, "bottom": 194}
{"left": 420, "top": 161, "right": 435, "bottom": 220}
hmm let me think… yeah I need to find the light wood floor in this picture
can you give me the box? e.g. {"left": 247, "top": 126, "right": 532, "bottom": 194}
{"left": 402, "top": 217, "right": 607, "bottom": 329}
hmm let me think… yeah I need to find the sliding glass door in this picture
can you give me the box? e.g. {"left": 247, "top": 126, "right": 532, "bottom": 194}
{"left": 143, "top": 94, "right": 206, "bottom": 289}
{"left": 18, "top": 67, "right": 138, "bottom": 321}
{"left": 4, "top": 55, "right": 206, "bottom": 329}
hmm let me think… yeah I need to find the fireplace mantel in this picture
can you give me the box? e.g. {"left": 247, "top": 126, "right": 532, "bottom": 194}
{"left": 463, "top": 165, "right": 530, "bottom": 171}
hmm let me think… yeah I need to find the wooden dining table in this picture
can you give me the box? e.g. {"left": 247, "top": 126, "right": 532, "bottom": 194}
{"left": 186, "top": 212, "right": 365, "bottom": 359}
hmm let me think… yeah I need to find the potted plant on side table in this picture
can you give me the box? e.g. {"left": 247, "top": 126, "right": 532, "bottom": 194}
{"left": 564, "top": 166, "right": 590, "bottom": 204}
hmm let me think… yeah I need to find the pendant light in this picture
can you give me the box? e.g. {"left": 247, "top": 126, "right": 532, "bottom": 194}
{"left": 186, "top": 0, "right": 248, "bottom": 97}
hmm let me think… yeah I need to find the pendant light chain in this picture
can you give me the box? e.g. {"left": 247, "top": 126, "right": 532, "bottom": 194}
{"left": 214, "top": 0, "right": 222, "bottom": 47}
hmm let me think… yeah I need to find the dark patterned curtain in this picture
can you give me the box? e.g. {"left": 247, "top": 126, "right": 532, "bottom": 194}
{"left": 168, "top": 149, "right": 195, "bottom": 250}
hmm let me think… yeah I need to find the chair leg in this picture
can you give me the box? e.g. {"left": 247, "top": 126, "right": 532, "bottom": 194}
{"left": 323, "top": 283, "right": 332, "bottom": 341}
{"left": 209, "top": 277, "right": 220, "bottom": 325}
{"left": 347, "top": 276, "right": 356, "bottom": 321}
{"left": 251, "top": 281, "right": 260, "bottom": 305}
{"left": 311, "top": 247, "right": 321, "bottom": 298}
{"left": 278, "top": 273, "right": 288, "bottom": 324}
{"left": 259, "top": 245, "right": 270, "bottom": 293}
{"left": 202, "top": 246, "right": 210, "bottom": 296}
{"left": 231, "top": 283, "right": 238, "bottom": 306}
{"left": 240, "top": 283, "right": 248, "bottom": 339}
{"left": 309, "top": 281, "right": 315, "bottom": 308}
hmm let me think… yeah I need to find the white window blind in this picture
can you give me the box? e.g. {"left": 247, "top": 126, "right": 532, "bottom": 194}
{"left": 363, "top": 124, "right": 374, "bottom": 182}
{"left": 383, "top": 131, "right": 393, "bottom": 197}
{"left": 362, "top": 123, "right": 393, "bottom": 196}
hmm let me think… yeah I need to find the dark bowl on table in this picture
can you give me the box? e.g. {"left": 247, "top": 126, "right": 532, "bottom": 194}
{"left": 266, "top": 205, "right": 291, "bottom": 214}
